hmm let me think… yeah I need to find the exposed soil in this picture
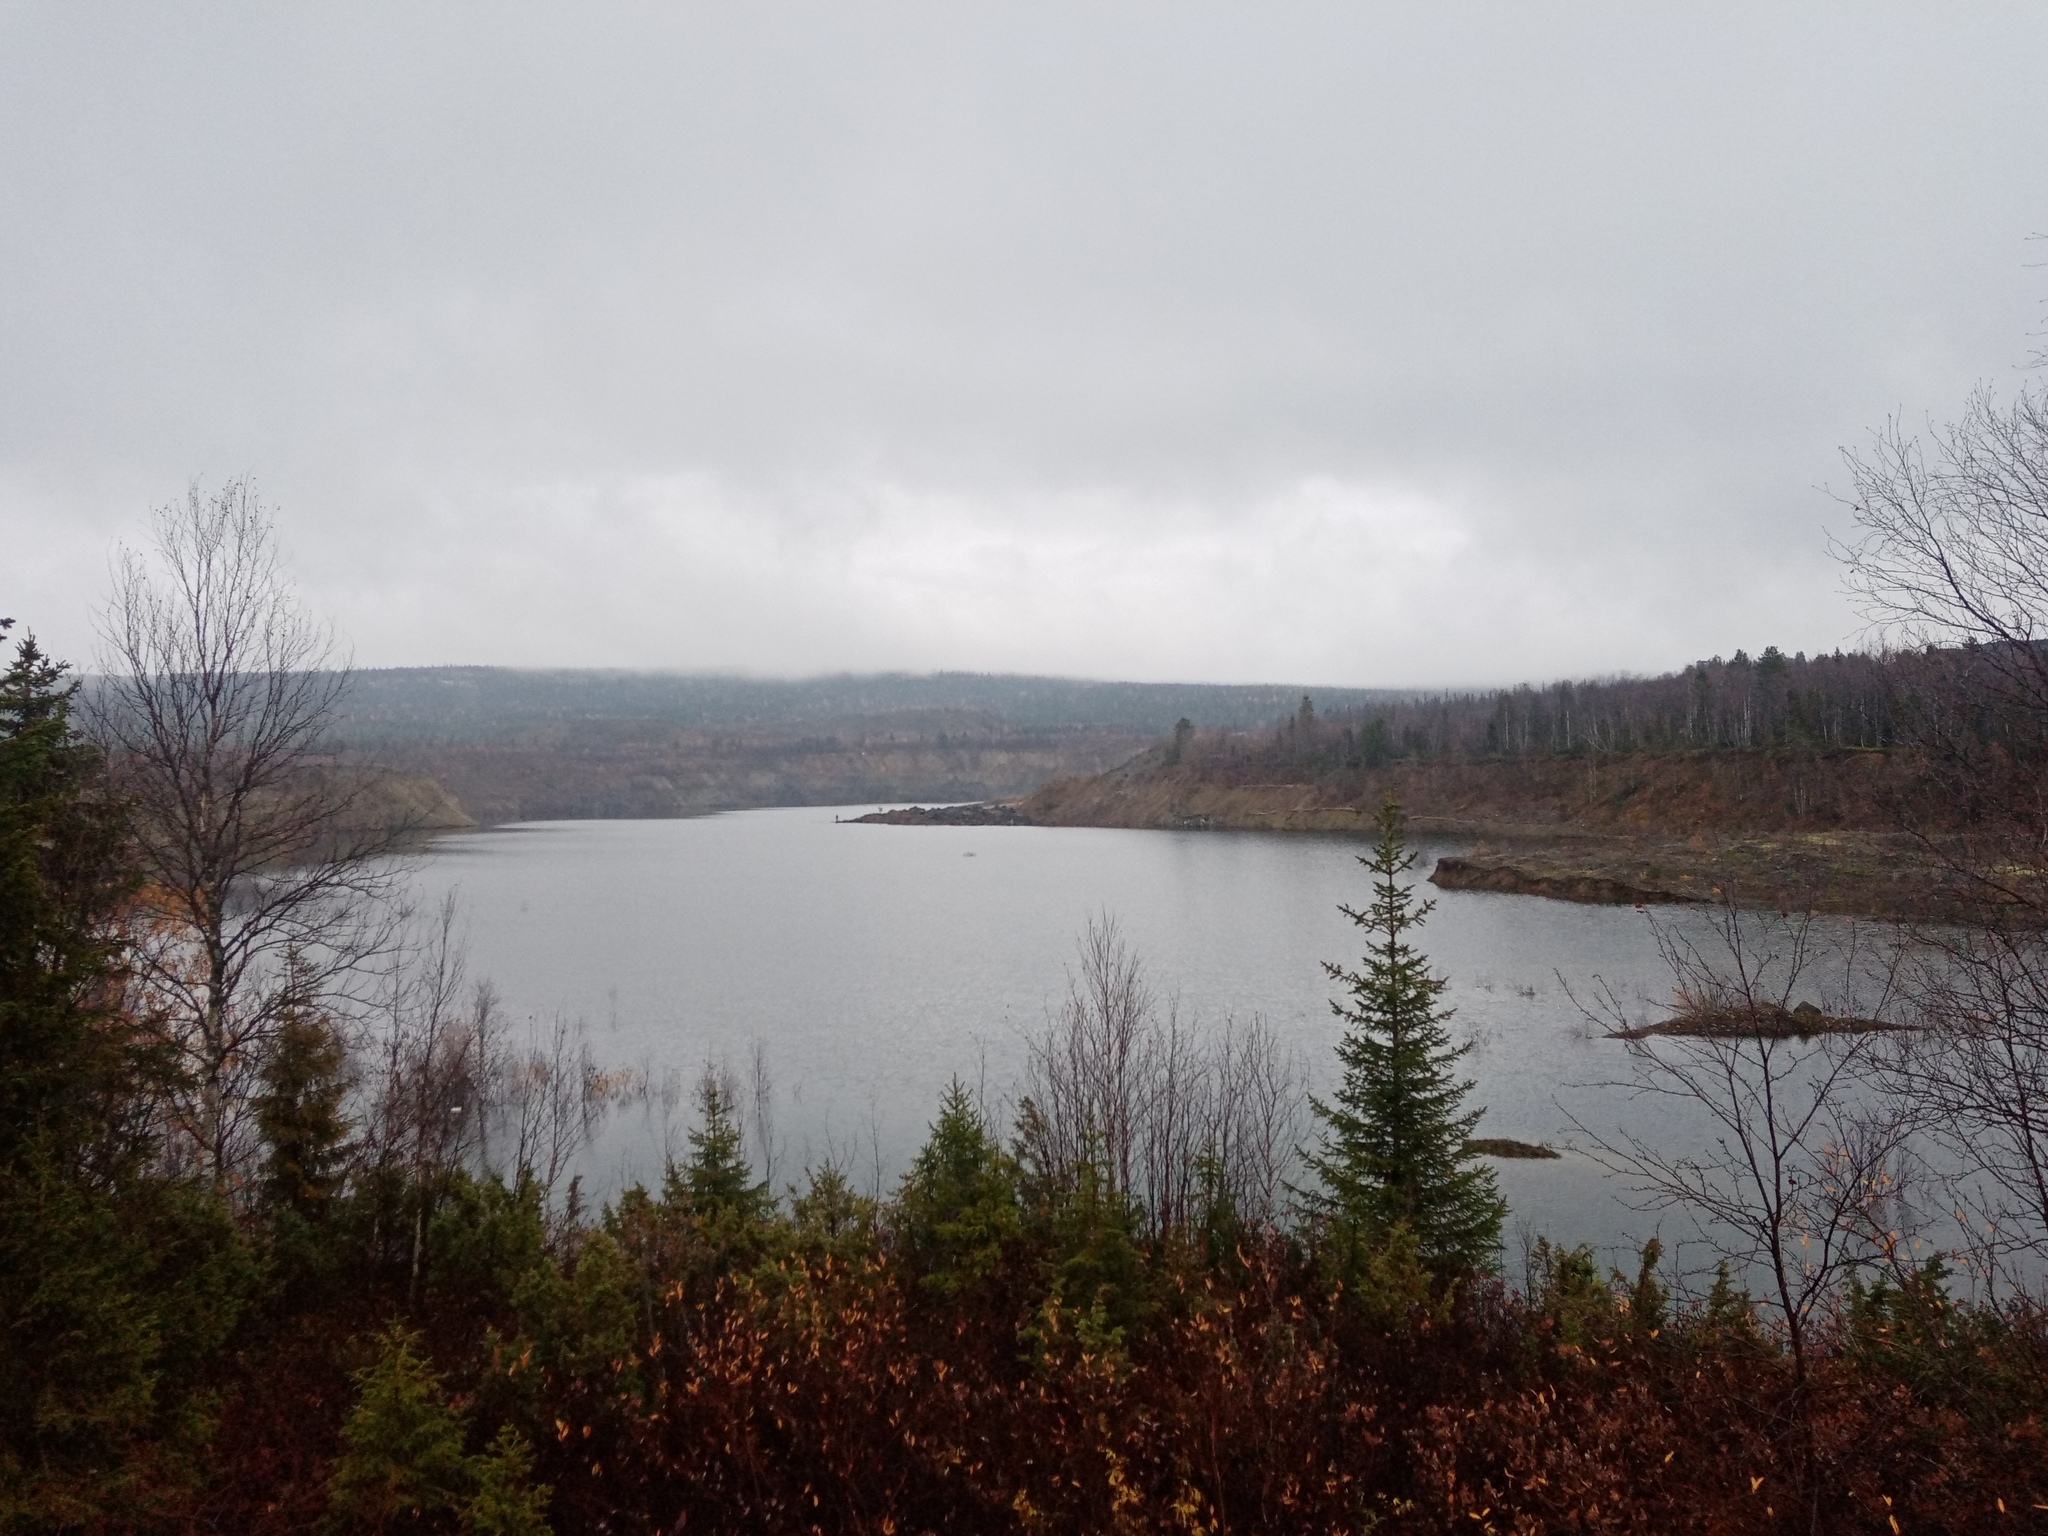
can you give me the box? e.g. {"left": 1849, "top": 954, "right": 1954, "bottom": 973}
{"left": 326, "top": 767, "right": 476, "bottom": 832}
{"left": 1015, "top": 749, "right": 1987, "bottom": 921}
{"left": 1430, "top": 855, "right": 1700, "bottom": 908}
{"left": 1019, "top": 746, "right": 1920, "bottom": 841}
{"left": 1424, "top": 833, "right": 1974, "bottom": 920}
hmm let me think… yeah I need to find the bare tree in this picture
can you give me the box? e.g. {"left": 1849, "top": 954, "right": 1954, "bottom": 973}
{"left": 1882, "top": 925, "right": 2048, "bottom": 1295}
{"left": 1839, "top": 382, "right": 2048, "bottom": 714}
{"left": 488, "top": 1011, "right": 636, "bottom": 1220}
{"left": 1836, "top": 375, "right": 2048, "bottom": 1295}
{"left": 92, "top": 481, "right": 410, "bottom": 1187}
{"left": 1564, "top": 901, "right": 1913, "bottom": 1386}
{"left": 1023, "top": 916, "right": 1155, "bottom": 1203}
{"left": 747, "top": 1040, "right": 780, "bottom": 1192}
{"left": 1207, "top": 1012, "right": 1307, "bottom": 1231}
{"left": 361, "top": 895, "right": 490, "bottom": 1190}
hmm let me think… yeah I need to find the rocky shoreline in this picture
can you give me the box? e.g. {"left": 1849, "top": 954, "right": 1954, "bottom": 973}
{"left": 1428, "top": 855, "right": 1703, "bottom": 907}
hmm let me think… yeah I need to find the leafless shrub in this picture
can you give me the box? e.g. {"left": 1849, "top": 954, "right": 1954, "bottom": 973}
{"left": 1208, "top": 1012, "right": 1307, "bottom": 1230}
{"left": 1019, "top": 915, "right": 1305, "bottom": 1236}
{"left": 489, "top": 1013, "right": 633, "bottom": 1211}
{"left": 352, "top": 895, "right": 635, "bottom": 1266}
{"left": 359, "top": 896, "right": 485, "bottom": 1181}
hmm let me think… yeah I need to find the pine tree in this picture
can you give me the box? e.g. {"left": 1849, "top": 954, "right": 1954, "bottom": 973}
{"left": 1307, "top": 800, "right": 1504, "bottom": 1276}
{"left": 325, "top": 1325, "right": 553, "bottom": 1534}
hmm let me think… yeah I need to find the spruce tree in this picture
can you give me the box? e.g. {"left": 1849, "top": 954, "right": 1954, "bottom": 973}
{"left": 894, "top": 1080, "right": 1018, "bottom": 1298}
{"left": 0, "top": 625, "right": 244, "bottom": 1525}
{"left": 255, "top": 992, "right": 355, "bottom": 1221}
{"left": 662, "top": 1071, "right": 773, "bottom": 1271}
{"left": 0, "top": 624, "right": 144, "bottom": 1176}
{"left": 1307, "top": 800, "right": 1504, "bottom": 1276}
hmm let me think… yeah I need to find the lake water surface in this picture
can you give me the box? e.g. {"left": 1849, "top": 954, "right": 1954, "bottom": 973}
{"left": 404, "top": 807, "right": 1878, "bottom": 1280}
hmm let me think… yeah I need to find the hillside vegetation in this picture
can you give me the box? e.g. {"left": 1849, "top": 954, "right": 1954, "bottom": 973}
{"left": 1022, "top": 647, "right": 2022, "bottom": 918}
{"left": 324, "top": 668, "right": 1416, "bottom": 822}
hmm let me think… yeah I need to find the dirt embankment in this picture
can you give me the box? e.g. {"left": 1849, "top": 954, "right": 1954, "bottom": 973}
{"left": 1019, "top": 749, "right": 1972, "bottom": 919}
{"left": 1021, "top": 747, "right": 1912, "bottom": 837}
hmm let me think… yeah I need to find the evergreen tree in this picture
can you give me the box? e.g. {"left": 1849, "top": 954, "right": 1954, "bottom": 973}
{"left": 324, "top": 1325, "right": 551, "bottom": 1535}
{"left": 1038, "top": 1140, "right": 1146, "bottom": 1341}
{"left": 894, "top": 1080, "right": 1019, "bottom": 1298}
{"left": 0, "top": 624, "right": 147, "bottom": 1177}
{"left": 788, "top": 1162, "right": 878, "bottom": 1266}
{"left": 0, "top": 624, "right": 245, "bottom": 1528}
{"left": 1306, "top": 800, "right": 1504, "bottom": 1276}
{"left": 661, "top": 1071, "right": 772, "bottom": 1269}
{"left": 255, "top": 989, "right": 355, "bottom": 1221}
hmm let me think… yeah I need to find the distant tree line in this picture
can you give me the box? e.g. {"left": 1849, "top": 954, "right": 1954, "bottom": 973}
{"left": 1190, "top": 643, "right": 2048, "bottom": 775}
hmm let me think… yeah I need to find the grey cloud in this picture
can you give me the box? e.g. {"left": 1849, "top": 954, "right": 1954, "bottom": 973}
{"left": 4, "top": 4, "right": 2045, "bottom": 682}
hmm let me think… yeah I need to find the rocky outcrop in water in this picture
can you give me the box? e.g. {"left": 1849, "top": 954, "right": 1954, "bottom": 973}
{"left": 846, "top": 802, "right": 1037, "bottom": 826}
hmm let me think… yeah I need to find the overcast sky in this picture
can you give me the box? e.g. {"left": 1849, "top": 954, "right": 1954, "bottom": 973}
{"left": 5, "top": 5, "right": 2045, "bottom": 686}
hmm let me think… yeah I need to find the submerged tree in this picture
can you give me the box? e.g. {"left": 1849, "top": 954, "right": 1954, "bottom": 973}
{"left": 1306, "top": 800, "right": 1503, "bottom": 1276}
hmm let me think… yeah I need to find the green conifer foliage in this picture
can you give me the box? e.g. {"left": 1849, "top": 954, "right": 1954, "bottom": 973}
{"left": 326, "top": 1326, "right": 473, "bottom": 1531}
{"left": 894, "top": 1080, "right": 1019, "bottom": 1298}
{"left": 462, "top": 1426, "right": 552, "bottom": 1536}
{"left": 1039, "top": 1144, "right": 1146, "bottom": 1341}
{"left": 661, "top": 1073, "right": 772, "bottom": 1270}
{"left": 1307, "top": 801, "right": 1504, "bottom": 1277}
{"left": 326, "top": 1325, "right": 553, "bottom": 1535}
{"left": 256, "top": 995, "right": 355, "bottom": 1220}
{"left": 789, "top": 1163, "right": 878, "bottom": 1266}
{"left": 0, "top": 627, "right": 244, "bottom": 1527}
{"left": 0, "top": 626, "right": 146, "bottom": 1176}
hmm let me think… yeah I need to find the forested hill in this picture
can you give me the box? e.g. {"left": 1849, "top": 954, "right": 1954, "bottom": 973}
{"left": 1021, "top": 646, "right": 2032, "bottom": 918}
{"left": 320, "top": 670, "right": 1420, "bottom": 820}
{"left": 330, "top": 667, "right": 1417, "bottom": 744}
{"left": 1256, "top": 646, "right": 1910, "bottom": 768}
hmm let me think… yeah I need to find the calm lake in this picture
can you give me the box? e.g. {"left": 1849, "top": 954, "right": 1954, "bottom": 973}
{"left": 403, "top": 807, "right": 1882, "bottom": 1281}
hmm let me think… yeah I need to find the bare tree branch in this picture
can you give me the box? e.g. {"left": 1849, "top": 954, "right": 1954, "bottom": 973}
{"left": 90, "top": 480, "right": 413, "bottom": 1188}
